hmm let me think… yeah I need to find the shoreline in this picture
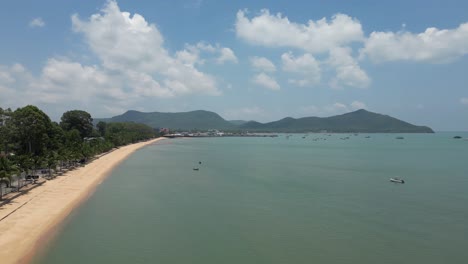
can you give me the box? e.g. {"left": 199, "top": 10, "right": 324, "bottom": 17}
{"left": 0, "top": 137, "right": 165, "bottom": 264}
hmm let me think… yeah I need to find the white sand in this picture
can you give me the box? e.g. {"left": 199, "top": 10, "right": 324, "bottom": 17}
{"left": 0, "top": 138, "right": 165, "bottom": 264}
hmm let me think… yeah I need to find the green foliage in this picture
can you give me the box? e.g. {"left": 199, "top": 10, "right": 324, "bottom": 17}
{"left": 97, "top": 110, "right": 235, "bottom": 130}
{"left": 240, "top": 109, "right": 434, "bottom": 133}
{"left": 0, "top": 156, "right": 18, "bottom": 185}
{"left": 60, "top": 110, "right": 94, "bottom": 139}
{"left": 96, "top": 121, "right": 107, "bottom": 136}
{"left": 8, "top": 105, "right": 53, "bottom": 156}
{"left": 0, "top": 105, "right": 158, "bottom": 184}
{"left": 105, "top": 122, "right": 156, "bottom": 146}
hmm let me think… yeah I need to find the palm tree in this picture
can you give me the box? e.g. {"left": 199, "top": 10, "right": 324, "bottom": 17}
{"left": 0, "top": 156, "right": 18, "bottom": 199}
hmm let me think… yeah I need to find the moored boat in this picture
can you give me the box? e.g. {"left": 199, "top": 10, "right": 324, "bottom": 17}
{"left": 390, "top": 177, "right": 405, "bottom": 184}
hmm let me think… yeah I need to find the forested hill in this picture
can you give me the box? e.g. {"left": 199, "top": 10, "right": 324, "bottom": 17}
{"left": 240, "top": 109, "right": 434, "bottom": 133}
{"left": 96, "top": 110, "right": 235, "bottom": 130}
{"left": 97, "top": 109, "right": 434, "bottom": 133}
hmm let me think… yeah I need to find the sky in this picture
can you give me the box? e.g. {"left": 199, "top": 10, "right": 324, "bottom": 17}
{"left": 0, "top": 0, "right": 467, "bottom": 131}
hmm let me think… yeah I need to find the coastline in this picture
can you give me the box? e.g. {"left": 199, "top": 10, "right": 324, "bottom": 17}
{"left": 0, "top": 137, "right": 165, "bottom": 264}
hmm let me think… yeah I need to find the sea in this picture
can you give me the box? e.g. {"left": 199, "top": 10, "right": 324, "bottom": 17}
{"left": 33, "top": 133, "right": 468, "bottom": 264}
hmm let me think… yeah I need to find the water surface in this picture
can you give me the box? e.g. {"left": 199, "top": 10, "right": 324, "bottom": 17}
{"left": 35, "top": 133, "right": 468, "bottom": 264}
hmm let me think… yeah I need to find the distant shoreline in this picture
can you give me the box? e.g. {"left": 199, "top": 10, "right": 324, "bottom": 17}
{"left": 0, "top": 138, "right": 165, "bottom": 264}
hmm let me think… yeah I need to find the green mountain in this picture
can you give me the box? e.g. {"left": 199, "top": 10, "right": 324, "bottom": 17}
{"left": 96, "top": 110, "right": 235, "bottom": 130}
{"left": 240, "top": 109, "right": 434, "bottom": 133}
{"left": 97, "top": 109, "right": 433, "bottom": 133}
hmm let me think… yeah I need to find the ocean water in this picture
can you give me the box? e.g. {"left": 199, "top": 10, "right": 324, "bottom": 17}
{"left": 34, "top": 133, "right": 468, "bottom": 264}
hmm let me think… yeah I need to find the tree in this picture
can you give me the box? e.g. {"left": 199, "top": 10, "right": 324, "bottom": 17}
{"left": 8, "top": 105, "right": 53, "bottom": 157}
{"left": 60, "top": 110, "right": 94, "bottom": 139}
{"left": 0, "top": 156, "right": 19, "bottom": 198}
{"left": 96, "top": 121, "right": 107, "bottom": 137}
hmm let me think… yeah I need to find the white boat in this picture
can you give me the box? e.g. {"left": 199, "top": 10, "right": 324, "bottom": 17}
{"left": 390, "top": 177, "right": 405, "bottom": 184}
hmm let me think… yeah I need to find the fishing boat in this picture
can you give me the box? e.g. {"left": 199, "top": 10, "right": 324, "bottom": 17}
{"left": 390, "top": 177, "right": 405, "bottom": 184}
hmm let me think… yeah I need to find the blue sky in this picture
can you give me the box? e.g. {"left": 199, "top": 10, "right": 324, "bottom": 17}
{"left": 0, "top": 0, "right": 467, "bottom": 130}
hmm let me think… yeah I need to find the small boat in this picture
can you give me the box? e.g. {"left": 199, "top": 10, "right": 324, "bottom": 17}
{"left": 396, "top": 136, "right": 404, "bottom": 140}
{"left": 453, "top": 136, "right": 462, "bottom": 139}
{"left": 193, "top": 168, "right": 199, "bottom": 171}
{"left": 390, "top": 177, "right": 405, "bottom": 184}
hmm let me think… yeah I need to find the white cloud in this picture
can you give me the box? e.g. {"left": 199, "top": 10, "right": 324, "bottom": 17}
{"left": 249, "top": 56, "right": 276, "bottom": 72}
{"left": 252, "top": 73, "right": 280, "bottom": 90}
{"left": 361, "top": 23, "right": 468, "bottom": 63}
{"left": 461, "top": 97, "right": 468, "bottom": 105}
{"left": 235, "top": 9, "right": 364, "bottom": 53}
{"left": 300, "top": 101, "right": 367, "bottom": 116}
{"left": 281, "top": 52, "right": 321, "bottom": 86}
{"left": 71, "top": 0, "right": 220, "bottom": 96}
{"left": 178, "top": 42, "right": 237, "bottom": 65}
{"left": 350, "top": 100, "right": 367, "bottom": 110}
{"left": 29, "top": 17, "right": 45, "bottom": 28}
{"left": 328, "top": 47, "right": 370, "bottom": 89}
{"left": 217, "top": 47, "right": 238, "bottom": 64}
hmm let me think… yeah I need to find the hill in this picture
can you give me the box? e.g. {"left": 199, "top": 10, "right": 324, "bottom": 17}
{"left": 96, "top": 109, "right": 434, "bottom": 133}
{"left": 96, "top": 110, "right": 235, "bottom": 130}
{"left": 240, "top": 109, "right": 434, "bottom": 133}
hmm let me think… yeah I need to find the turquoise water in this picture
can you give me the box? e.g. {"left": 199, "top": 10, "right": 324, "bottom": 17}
{"left": 34, "top": 133, "right": 468, "bottom": 264}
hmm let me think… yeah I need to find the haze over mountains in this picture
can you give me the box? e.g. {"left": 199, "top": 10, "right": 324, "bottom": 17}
{"left": 96, "top": 109, "right": 434, "bottom": 133}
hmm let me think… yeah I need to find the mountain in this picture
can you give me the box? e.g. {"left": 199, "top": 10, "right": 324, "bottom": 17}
{"left": 240, "top": 109, "right": 434, "bottom": 133}
{"left": 96, "top": 110, "right": 235, "bottom": 130}
{"left": 96, "top": 109, "right": 434, "bottom": 133}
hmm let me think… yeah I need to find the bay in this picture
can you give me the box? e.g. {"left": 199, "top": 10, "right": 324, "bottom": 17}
{"left": 34, "top": 133, "right": 468, "bottom": 264}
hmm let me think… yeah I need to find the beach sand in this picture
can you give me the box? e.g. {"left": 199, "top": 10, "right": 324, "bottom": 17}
{"left": 0, "top": 138, "right": 165, "bottom": 264}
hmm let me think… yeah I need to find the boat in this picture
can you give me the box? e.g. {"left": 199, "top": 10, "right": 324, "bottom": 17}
{"left": 193, "top": 168, "right": 199, "bottom": 171}
{"left": 390, "top": 177, "right": 405, "bottom": 184}
{"left": 396, "top": 136, "right": 404, "bottom": 139}
{"left": 453, "top": 136, "right": 462, "bottom": 139}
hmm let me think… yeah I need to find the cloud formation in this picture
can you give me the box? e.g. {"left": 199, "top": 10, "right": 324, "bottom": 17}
{"left": 361, "top": 23, "right": 468, "bottom": 63}
{"left": 71, "top": 1, "right": 220, "bottom": 97}
{"left": 328, "top": 47, "right": 370, "bottom": 89}
{"left": 29, "top": 17, "right": 45, "bottom": 28}
{"left": 281, "top": 52, "right": 321, "bottom": 87}
{"left": 236, "top": 9, "right": 363, "bottom": 53}
{"left": 300, "top": 101, "right": 367, "bottom": 116}
{"left": 250, "top": 56, "right": 276, "bottom": 72}
{"left": 252, "top": 73, "right": 280, "bottom": 90}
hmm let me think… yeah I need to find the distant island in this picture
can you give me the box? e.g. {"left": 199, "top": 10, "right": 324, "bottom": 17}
{"left": 96, "top": 109, "right": 434, "bottom": 133}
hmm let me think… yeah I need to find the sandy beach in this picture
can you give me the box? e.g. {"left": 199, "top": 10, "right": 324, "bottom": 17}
{"left": 0, "top": 137, "right": 165, "bottom": 264}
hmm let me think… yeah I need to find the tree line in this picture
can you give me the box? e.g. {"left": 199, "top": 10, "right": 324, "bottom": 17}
{"left": 0, "top": 105, "right": 159, "bottom": 197}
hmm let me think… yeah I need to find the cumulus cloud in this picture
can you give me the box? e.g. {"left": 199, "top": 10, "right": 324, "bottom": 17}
{"left": 461, "top": 97, "right": 468, "bottom": 105}
{"left": 177, "top": 42, "right": 238, "bottom": 65}
{"left": 71, "top": 0, "right": 220, "bottom": 96}
{"left": 350, "top": 100, "right": 367, "bottom": 110}
{"left": 250, "top": 56, "right": 276, "bottom": 72}
{"left": 252, "top": 73, "right": 280, "bottom": 90}
{"left": 217, "top": 47, "right": 238, "bottom": 64}
{"left": 29, "top": 17, "right": 45, "bottom": 28}
{"left": 328, "top": 47, "right": 370, "bottom": 89}
{"left": 361, "top": 23, "right": 468, "bottom": 63}
{"left": 235, "top": 9, "right": 364, "bottom": 53}
{"left": 281, "top": 52, "right": 321, "bottom": 87}
{"left": 300, "top": 101, "right": 367, "bottom": 116}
